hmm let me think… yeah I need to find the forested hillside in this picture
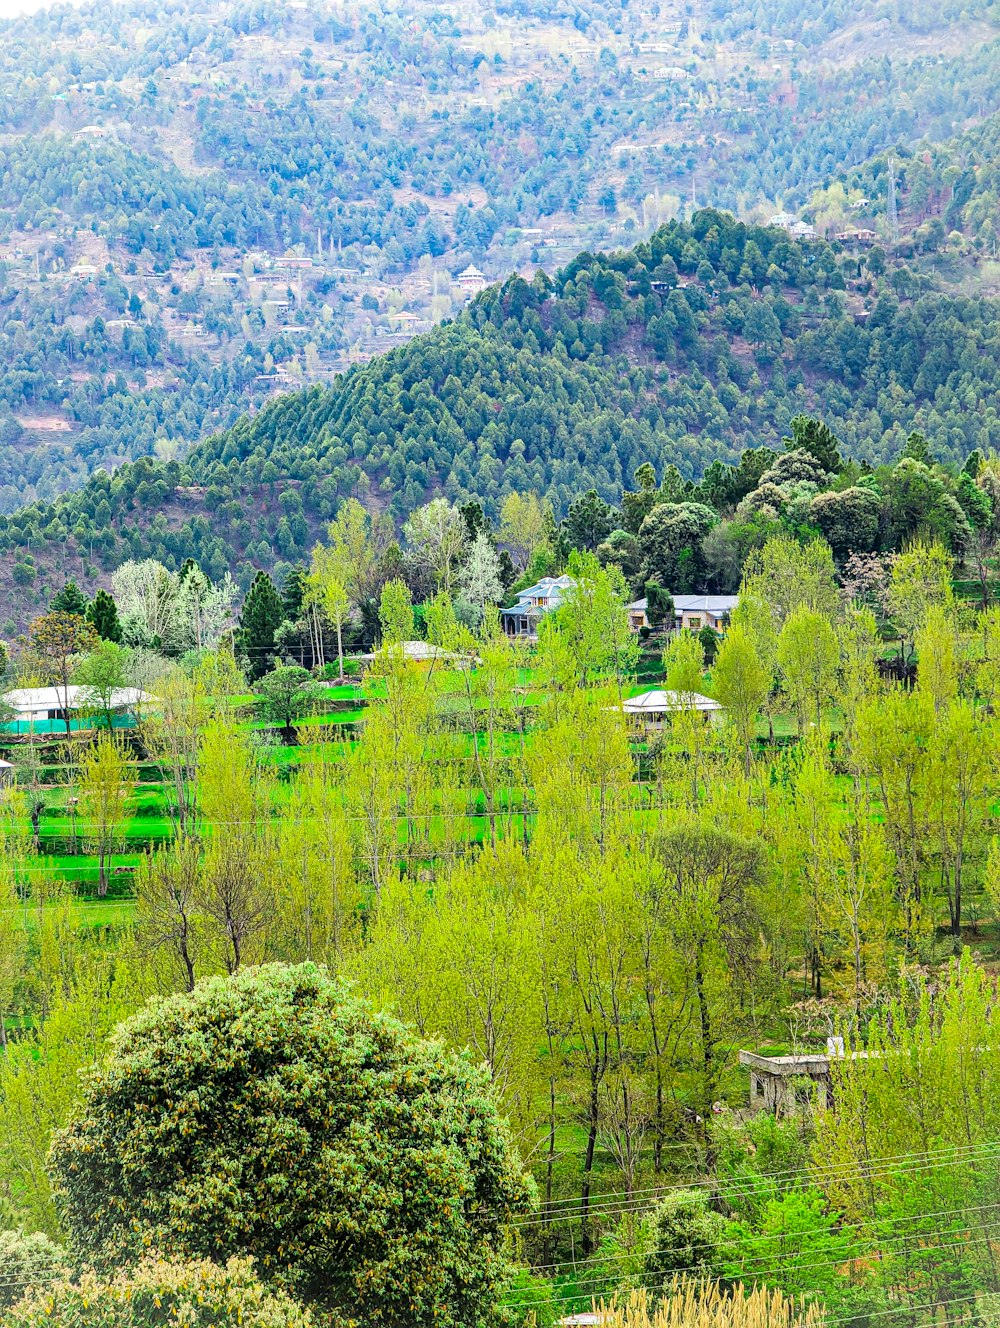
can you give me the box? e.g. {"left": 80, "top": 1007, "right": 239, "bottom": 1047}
{"left": 4, "top": 210, "right": 1000, "bottom": 620}
{"left": 1, "top": 0, "right": 999, "bottom": 516}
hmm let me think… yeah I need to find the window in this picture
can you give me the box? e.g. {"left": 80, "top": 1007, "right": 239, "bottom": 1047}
{"left": 687, "top": 616, "right": 702, "bottom": 631}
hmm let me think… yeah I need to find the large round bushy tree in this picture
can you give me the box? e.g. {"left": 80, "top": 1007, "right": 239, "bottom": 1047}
{"left": 49, "top": 964, "right": 533, "bottom": 1328}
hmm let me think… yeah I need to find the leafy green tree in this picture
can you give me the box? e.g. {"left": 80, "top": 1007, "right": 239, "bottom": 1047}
{"left": 776, "top": 607, "right": 839, "bottom": 734}
{"left": 378, "top": 578, "right": 415, "bottom": 646}
{"left": 563, "top": 489, "right": 616, "bottom": 552}
{"left": 644, "top": 582, "right": 674, "bottom": 629}
{"left": 638, "top": 503, "right": 717, "bottom": 592}
{"left": 884, "top": 459, "right": 971, "bottom": 553}
{"left": 786, "top": 415, "right": 843, "bottom": 473}
{"left": 49, "top": 964, "right": 533, "bottom": 1326}
{"left": 725, "top": 1189, "right": 860, "bottom": 1302}
{"left": 74, "top": 640, "right": 132, "bottom": 729}
{"left": 713, "top": 624, "right": 769, "bottom": 773}
{"left": 808, "top": 487, "right": 881, "bottom": 559}
{"left": 237, "top": 572, "right": 286, "bottom": 680}
{"left": 254, "top": 665, "right": 314, "bottom": 738}
{"left": 78, "top": 732, "right": 135, "bottom": 897}
{"left": 28, "top": 612, "right": 99, "bottom": 737}
{"left": 85, "top": 589, "right": 122, "bottom": 643}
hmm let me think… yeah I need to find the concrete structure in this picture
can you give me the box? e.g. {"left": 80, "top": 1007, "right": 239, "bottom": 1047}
{"left": 739, "top": 1042, "right": 847, "bottom": 1115}
{"left": 500, "top": 576, "right": 575, "bottom": 638}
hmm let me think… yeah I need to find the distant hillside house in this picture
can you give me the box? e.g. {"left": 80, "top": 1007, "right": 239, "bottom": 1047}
{"left": 500, "top": 575, "right": 575, "bottom": 638}
{"left": 2, "top": 686, "right": 155, "bottom": 734}
{"left": 70, "top": 263, "right": 98, "bottom": 278}
{"left": 456, "top": 264, "right": 488, "bottom": 294}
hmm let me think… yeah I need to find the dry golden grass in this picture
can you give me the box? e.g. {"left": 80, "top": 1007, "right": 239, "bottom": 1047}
{"left": 595, "top": 1278, "right": 824, "bottom": 1328}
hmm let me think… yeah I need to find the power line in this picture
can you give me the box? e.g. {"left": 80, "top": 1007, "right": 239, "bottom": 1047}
{"left": 508, "top": 1222, "right": 1000, "bottom": 1312}
{"left": 527, "top": 1195, "right": 1000, "bottom": 1277}
{"left": 513, "top": 1139, "right": 1000, "bottom": 1227}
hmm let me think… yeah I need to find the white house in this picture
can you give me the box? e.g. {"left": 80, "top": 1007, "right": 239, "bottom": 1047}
{"left": 621, "top": 689, "right": 724, "bottom": 731}
{"left": 456, "top": 264, "right": 488, "bottom": 295}
{"left": 3, "top": 686, "right": 155, "bottom": 730}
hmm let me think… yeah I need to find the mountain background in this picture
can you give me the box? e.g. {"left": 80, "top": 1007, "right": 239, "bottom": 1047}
{"left": 3, "top": 0, "right": 1000, "bottom": 621}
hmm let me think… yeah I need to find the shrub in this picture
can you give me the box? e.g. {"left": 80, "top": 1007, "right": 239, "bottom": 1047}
{"left": 0, "top": 1229, "right": 69, "bottom": 1308}
{"left": 643, "top": 1190, "right": 730, "bottom": 1290}
{"left": 4, "top": 1256, "right": 312, "bottom": 1327}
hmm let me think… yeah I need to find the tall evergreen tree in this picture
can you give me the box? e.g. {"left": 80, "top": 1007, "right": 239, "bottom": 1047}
{"left": 86, "top": 590, "right": 122, "bottom": 643}
{"left": 50, "top": 580, "right": 87, "bottom": 617}
{"left": 237, "top": 572, "right": 286, "bottom": 679}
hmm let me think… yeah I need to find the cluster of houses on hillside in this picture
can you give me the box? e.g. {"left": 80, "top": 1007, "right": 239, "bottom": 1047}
{"left": 498, "top": 576, "right": 736, "bottom": 730}
{"left": 498, "top": 576, "right": 737, "bottom": 639}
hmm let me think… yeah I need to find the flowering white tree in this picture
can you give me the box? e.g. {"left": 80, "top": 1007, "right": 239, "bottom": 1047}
{"left": 176, "top": 567, "right": 237, "bottom": 652}
{"left": 458, "top": 532, "right": 504, "bottom": 625}
{"left": 111, "top": 560, "right": 179, "bottom": 650}
{"left": 403, "top": 498, "right": 467, "bottom": 594}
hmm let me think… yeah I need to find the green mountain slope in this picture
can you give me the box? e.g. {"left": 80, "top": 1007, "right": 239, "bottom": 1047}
{"left": 4, "top": 210, "right": 1000, "bottom": 621}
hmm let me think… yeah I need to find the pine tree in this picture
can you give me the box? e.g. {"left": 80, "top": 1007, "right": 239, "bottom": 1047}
{"left": 236, "top": 572, "right": 285, "bottom": 679}
{"left": 50, "top": 580, "right": 88, "bottom": 617}
{"left": 86, "top": 590, "right": 122, "bottom": 643}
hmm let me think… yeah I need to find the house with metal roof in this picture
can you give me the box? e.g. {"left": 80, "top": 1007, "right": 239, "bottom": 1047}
{"left": 499, "top": 576, "right": 575, "bottom": 639}
{"left": 620, "top": 689, "right": 724, "bottom": 731}
{"left": 2, "top": 686, "right": 155, "bottom": 734}
{"left": 626, "top": 593, "right": 738, "bottom": 633}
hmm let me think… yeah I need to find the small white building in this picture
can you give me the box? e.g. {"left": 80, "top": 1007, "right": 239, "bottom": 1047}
{"left": 456, "top": 264, "right": 488, "bottom": 295}
{"left": 621, "top": 689, "right": 724, "bottom": 732}
{"left": 3, "top": 686, "right": 155, "bottom": 730}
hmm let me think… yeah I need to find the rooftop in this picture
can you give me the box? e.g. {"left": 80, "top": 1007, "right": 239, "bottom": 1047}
{"left": 4, "top": 686, "right": 155, "bottom": 715}
{"left": 673, "top": 594, "right": 739, "bottom": 614}
{"left": 622, "top": 689, "right": 722, "bottom": 715}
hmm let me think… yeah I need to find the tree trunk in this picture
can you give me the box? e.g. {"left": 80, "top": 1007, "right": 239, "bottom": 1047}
{"left": 694, "top": 944, "right": 714, "bottom": 1112}
{"left": 581, "top": 1066, "right": 600, "bottom": 1256}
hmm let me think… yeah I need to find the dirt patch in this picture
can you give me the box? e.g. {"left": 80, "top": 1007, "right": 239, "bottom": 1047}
{"left": 16, "top": 416, "right": 72, "bottom": 432}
